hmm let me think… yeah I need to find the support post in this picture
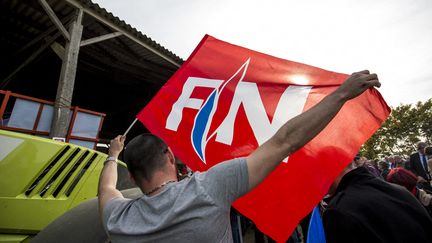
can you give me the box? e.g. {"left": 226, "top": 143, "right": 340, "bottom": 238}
{"left": 50, "top": 9, "right": 83, "bottom": 138}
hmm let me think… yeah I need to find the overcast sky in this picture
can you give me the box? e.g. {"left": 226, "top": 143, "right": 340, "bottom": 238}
{"left": 93, "top": 0, "right": 431, "bottom": 107}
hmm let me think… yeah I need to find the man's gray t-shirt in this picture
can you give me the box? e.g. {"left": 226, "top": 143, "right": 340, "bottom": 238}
{"left": 103, "top": 158, "right": 249, "bottom": 242}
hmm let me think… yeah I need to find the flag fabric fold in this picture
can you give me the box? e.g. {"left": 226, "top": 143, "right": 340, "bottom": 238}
{"left": 137, "top": 35, "right": 390, "bottom": 241}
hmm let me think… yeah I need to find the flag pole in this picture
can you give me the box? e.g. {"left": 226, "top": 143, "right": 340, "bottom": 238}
{"left": 123, "top": 118, "right": 138, "bottom": 136}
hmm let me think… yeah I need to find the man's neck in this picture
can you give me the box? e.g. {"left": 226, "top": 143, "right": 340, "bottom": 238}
{"left": 141, "top": 170, "right": 178, "bottom": 196}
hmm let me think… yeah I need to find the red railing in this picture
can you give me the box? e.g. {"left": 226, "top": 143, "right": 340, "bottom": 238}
{"left": 0, "top": 90, "right": 105, "bottom": 149}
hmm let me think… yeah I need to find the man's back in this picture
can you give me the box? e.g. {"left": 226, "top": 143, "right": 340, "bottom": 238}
{"left": 323, "top": 167, "right": 432, "bottom": 243}
{"left": 102, "top": 158, "right": 248, "bottom": 242}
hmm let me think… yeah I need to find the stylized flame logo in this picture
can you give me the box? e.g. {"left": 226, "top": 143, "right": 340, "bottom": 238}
{"left": 191, "top": 58, "right": 251, "bottom": 164}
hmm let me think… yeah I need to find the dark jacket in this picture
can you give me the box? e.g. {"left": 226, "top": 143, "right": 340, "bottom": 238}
{"left": 410, "top": 152, "right": 430, "bottom": 181}
{"left": 323, "top": 167, "right": 432, "bottom": 243}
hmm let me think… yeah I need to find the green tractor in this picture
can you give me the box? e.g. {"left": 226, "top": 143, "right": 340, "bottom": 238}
{"left": 0, "top": 129, "right": 140, "bottom": 242}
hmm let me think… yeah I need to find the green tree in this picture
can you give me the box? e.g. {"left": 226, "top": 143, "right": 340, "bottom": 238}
{"left": 361, "top": 98, "right": 432, "bottom": 159}
{"left": 416, "top": 99, "right": 432, "bottom": 143}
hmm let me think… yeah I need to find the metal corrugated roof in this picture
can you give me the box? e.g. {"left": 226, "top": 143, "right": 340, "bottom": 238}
{"left": 71, "top": 0, "right": 184, "bottom": 65}
{"left": 1, "top": 0, "right": 183, "bottom": 74}
{"left": 0, "top": 0, "right": 184, "bottom": 138}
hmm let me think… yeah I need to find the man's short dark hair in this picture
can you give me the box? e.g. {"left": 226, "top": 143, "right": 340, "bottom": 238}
{"left": 124, "top": 133, "right": 168, "bottom": 182}
{"left": 417, "top": 142, "right": 427, "bottom": 150}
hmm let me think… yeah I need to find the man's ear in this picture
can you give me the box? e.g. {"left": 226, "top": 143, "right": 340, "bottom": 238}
{"left": 166, "top": 147, "right": 176, "bottom": 165}
{"left": 128, "top": 172, "right": 137, "bottom": 185}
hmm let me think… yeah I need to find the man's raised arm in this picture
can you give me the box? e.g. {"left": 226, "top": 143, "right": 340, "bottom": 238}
{"left": 246, "top": 70, "right": 380, "bottom": 190}
{"left": 98, "top": 135, "right": 125, "bottom": 217}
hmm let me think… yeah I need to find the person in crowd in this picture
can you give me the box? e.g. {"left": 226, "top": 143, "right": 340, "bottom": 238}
{"left": 368, "top": 159, "right": 379, "bottom": 170}
{"left": 353, "top": 154, "right": 365, "bottom": 167}
{"left": 386, "top": 155, "right": 395, "bottom": 169}
{"left": 426, "top": 146, "right": 432, "bottom": 179}
{"left": 364, "top": 160, "right": 382, "bottom": 178}
{"left": 393, "top": 155, "right": 404, "bottom": 168}
{"left": 378, "top": 160, "right": 390, "bottom": 180}
{"left": 383, "top": 156, "right": 389, "bottom": 166}
{"left": 387, "top": 167, "right": 432, "bottom": 207}
{"left": 98, "top": 71, "right": 380, "bottom": 242}
{"left": 403, "top": 158, "right": 411, "bottom": 170}
{"left": 323, "top": 161, "right": 432, "bottom": 242}
{"left": 354, "top": 155, "right": 381, "bottom": 177}
{"left": 410, "top": 142, "right": 431, "bottom": 190}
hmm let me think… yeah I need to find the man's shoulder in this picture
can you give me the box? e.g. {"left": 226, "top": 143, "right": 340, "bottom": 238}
{"left": 329, "top": 176, "right": 393, "bottom": 208}
{"left": 410, "top": 152, "right": 419, "bottom": 159}
{"left": 102, "top": 198, "right": 136, "bottom": 229}
{"left": 328, "top": 181, "right": 370, "bottom": 210}
{"left": 329, "top": 186, "right": 368, "bottom": 209}
{"left": 328, "top": 180, "right": 413, "bottom": 217}
{"left": 104, "top": 197, "right": 135, "bottom": 214}
{"left": 327, "top": 191, "right": 346, "bottom": 209}
{"left": 196, "top": 157, "right": 247, "bottom": 178}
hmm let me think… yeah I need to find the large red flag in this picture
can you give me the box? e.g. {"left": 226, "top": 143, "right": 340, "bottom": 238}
{"left": 137, "top": 35, "right": 390, "bottom": 241}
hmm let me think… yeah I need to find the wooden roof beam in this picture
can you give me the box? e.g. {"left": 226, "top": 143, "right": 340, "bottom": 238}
{"left": 50, "top": 41, "right": 65, "bottom": 60}
{"left": 80, "top": 32, "right": 123, "bottom": 47}
{"left": 14, "top": 13, "right": 75, "bottom": 55}
{"left": 38, "top": 0, "right": 70, "bottom": 41}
